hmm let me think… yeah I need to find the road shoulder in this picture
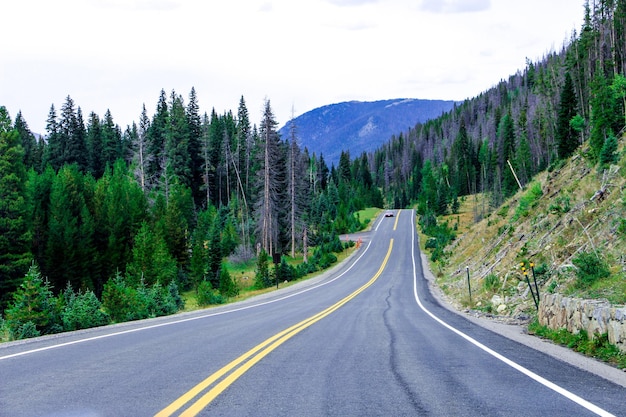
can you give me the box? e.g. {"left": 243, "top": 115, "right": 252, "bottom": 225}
{"left": 420, "top": 252, "right": 626, "bottom": 388}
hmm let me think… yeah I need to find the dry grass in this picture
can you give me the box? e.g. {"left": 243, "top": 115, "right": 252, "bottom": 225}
{"left": 427, "top": 137, "right": 626, "bottom": 315}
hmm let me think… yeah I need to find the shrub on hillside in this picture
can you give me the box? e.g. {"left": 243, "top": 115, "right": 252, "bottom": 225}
{"left": 483, "top": 274, "right": 500, "bottom": 292}
{"left": 513, "top": 182, "right": 542, "bottom": 221}
{"left": 573, "top": 251, "right": 610, "bottom": 288}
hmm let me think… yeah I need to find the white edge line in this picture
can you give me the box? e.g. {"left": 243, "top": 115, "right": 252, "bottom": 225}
{"left": 1, "top": 238, "right": 375, "bottom": 361}
{"left": 409, "top": 210, "right": 615, "bottom": 417}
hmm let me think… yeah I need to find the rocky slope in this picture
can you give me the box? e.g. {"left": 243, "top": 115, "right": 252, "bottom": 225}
{"left": 433, "top": 138, "right": 626, "bottom": 319}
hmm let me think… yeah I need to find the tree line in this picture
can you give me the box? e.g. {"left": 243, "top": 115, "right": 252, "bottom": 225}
{"left": 2, "top": 0, "right": 625, "bottom": 339}
{"left": 0, "top": 91, "right": 383, "bottom": 339}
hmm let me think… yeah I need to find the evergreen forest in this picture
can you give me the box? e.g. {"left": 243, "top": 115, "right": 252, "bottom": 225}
{"left": 1, "top": 0, "right": 625, "bottom": 341}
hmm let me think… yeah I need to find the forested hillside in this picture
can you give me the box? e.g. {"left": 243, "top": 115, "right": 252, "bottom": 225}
{"left": 368, "top": 1, "right": 625, "bottom": 215}
{"left": 0, "top": 92, "right": 383, "bottom": 340}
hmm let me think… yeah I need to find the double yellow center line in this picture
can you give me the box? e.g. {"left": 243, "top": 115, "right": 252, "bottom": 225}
{"left": 156, "top": 239, "right": 394, "bottom": 417}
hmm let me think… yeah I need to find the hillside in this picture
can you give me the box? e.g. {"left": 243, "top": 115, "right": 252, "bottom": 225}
{"left": 279, "top": 99, "right": 456, "bottom": 166}
{"left": 432, "top": 137, "right": 626, "bottom": 319}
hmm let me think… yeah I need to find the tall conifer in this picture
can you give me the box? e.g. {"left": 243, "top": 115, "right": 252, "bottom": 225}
{"left": 0, "top": 107, "right": 31, "bottom": 308}
{"left": 556, "top": 72, "right": 579, "bottom": 159}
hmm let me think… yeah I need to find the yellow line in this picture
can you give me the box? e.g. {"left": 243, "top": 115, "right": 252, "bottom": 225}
{"left": 156, "top": 239, "right": 394, "bottom": 417}
{"left": 393, "top": 210, "right": 400, "bottom": 231}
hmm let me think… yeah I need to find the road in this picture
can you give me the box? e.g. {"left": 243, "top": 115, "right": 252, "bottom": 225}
{"left": 1, "top": 209, "right": 625, "bottom": 416}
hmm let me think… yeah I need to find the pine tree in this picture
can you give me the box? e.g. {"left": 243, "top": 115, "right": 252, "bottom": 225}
{"left": 133, "top": 105, "right": 152, "bottom": 191}
{"left": 218, "top": 264, "right": 238, "bottom": 298}
{"left": 286, "top": 118, "right": 308, "bottom": 257}
{"left": 158, "top": 183, "right": 194, "bottom": 269}
{"left": 254, "top": 249, "right": 271, "bottom": 289}
{"left": 207, "top": 219, "right": 223, "bottom": 288}
{"left": 255, "top": 100, "right": 284, "bottom": 255}
{"left": 556, "top": 72, "right": 580, "bottom": 159}
{"left": 121, "top": 123, "right": 137, "bottom": 165}
{"left": 189, "top": 206, "right": 215, "bottom": 286}
{"left": 43, "top": 104, "right": 62, "bottom": 170}
{"left": 4, "top": 264, "right": 58, "bottom": 338}
{"left": 101, "top": 109, "right": 121, "bottom": 168}
{"left": 92, "top": 161, "right": 147, "bottom": 294}
{"left": 125, "top": 221, "right": 177, "bottom": 288}
{"left": 147, "top": 90, "right": 169, "bottom": 184}
{"left": 236, "top": 96, "right": 252, "bottom": 197}
{"left": 166, "top": 91, "right": 192, "bottom": 187}
{"left": 87, "top": 112, "right": 104, "bottom": 178}
{"left": 27, "top": 166, "right": 55, "bottom": 274}
{"left": 186, "top": 87, "right": 204, "bottom": 207}
{"left": 14, "top": 111, "right": 40, "bottom": 171}
{"left": 498, "top": 112, "right": 517, "bottom": 197}
{"left": 611, "top": 73, "right": 626, "bottom": 126}
{"left": 44, "top": 165, "right": 95, "bottom": 292}
{"left": 58, "top": 96, "right": 88, "bottom": 171}
{"left": 0, "top": 107, "right": 32, "bottom": 308}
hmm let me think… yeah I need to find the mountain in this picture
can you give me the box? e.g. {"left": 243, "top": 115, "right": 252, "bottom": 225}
{"left": 279, "top": 99, "right": 456, "bottom": 166}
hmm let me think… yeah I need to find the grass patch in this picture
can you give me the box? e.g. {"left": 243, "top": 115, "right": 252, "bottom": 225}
{"left": 355, "top": 207, "right": 381, "bottom": 229}
{"left": 181, "top": 229, "right": 363, "bottom": 312}
{"left": 566, "top": 271, "right": 626, "bottom": 304}
{"left": 528, "top": 319, "right": 626, "bottom": 369}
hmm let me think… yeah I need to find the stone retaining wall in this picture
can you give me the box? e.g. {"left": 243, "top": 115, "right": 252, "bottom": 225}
{"left": 538, "top": 293, "right": 626, "bottom": 352}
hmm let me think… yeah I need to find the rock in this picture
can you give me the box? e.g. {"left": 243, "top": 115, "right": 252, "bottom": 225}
{"left": 497, "top": 304, "right": 508, "bottom": 313}
{"left": 491, "top": 295, "right": 503, "bottom": 305}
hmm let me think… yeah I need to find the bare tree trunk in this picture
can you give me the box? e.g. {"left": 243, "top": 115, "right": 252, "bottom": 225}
{"left": 303, "top": 227, "right": 308, "bottom": 263}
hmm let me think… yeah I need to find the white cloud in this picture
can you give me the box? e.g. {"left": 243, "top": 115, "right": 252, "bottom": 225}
{"left": 0, "top": 0, "right": 583, "bottom": 133}
{"left": 420, "top": 0, "right": 491, "bottom": 13}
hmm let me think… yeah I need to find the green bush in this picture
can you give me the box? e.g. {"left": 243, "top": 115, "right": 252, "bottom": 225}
{"left": 14, "top": 321, "right": 40, "bottom": 340}
{"left": 0, "top": 316, "right": 9, "bottom": 342}
{"left": 549, "top": 195, "right": 571, "bottom": 214}
{"left": 572, "top": 251, "right": 610, "bottom": 288}
{"left": 419, "top": 212, "right": 455, "bottom": 263}
{"left": 219, "top": 268, "right": 239, "bottom": 298}
{"left": 254, "top": 250, "right": 272, "bottom": 289}
{"left": 168, "top": 280, "right": 185, "bottom": 311}
{"left": 62, "top": 287, "right": 109, "bottom": 331}
{"left": 513, "top": 182, "right": 542, "bottom": 221}
{"left": 196, "top": 280, "right": 225, "bottom": 306}
{"left": 274, "top": 258, "right": 296, "bottom": 284}
{"left": 140, "top": 282, "right": 179, "bottom": 318}
{"left": 599, "top": 133, "right": 618, "bottom": 167}
{"left": 102, "top": 273, "right": 148, "bottom": 322}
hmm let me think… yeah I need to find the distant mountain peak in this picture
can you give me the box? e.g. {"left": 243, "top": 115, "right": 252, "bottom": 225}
{"left": 279, "top": 98, "right": 456, "bottom": 166}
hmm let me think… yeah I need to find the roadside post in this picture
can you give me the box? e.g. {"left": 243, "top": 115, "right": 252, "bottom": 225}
{"left": 466, "top": 266, "right": 472, "bottom": 304}
{"left": 521, "top": 262, "right": 539, "bottom": 310}
{"left": 530, "top": 262, "right": 540, "bottom": 304}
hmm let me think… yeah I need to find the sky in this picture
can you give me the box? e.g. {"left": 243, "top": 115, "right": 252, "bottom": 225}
{"left": 1, "top": 0, "right": 584, "bottom": 135}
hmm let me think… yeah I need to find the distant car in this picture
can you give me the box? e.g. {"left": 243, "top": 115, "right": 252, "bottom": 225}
{"left": 385, "top": 211, "right": 394, "bottom": 217}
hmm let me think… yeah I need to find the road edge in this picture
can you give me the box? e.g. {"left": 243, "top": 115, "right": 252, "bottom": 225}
{"left": 419, "top": 252, "right": 626, "bottom": 388}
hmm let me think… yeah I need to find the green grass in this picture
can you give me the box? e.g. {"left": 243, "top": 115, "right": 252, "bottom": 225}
{"left": 355, "top": 207, "right": 381, "bottom": 229}
{"left": 180, "top": 208, "right": 377, "bottom": 312}
{"left": 528, "top": 319, "right": 626, "bottom": 369}
{"left": 565, "top": 271, "right": 626, "bottom": 304}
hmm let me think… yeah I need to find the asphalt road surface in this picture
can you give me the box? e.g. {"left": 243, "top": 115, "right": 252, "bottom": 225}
{"left": 1, "top": 209, "right": 625, "bottom": 417}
